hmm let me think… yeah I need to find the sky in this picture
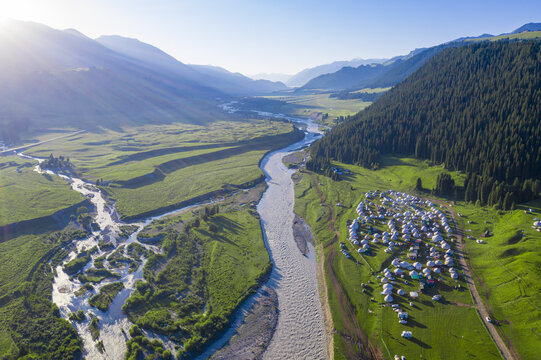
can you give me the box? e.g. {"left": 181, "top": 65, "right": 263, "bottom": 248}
{"left": 0, "top": 0, "right": 540, "bottom": 76}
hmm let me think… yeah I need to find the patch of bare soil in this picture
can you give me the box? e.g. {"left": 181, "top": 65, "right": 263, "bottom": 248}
{"left": 292, "top": 214, "right": 315, "bottom": 256}
{"left": 210, "top": 287, "right": 278, "bottom": 360}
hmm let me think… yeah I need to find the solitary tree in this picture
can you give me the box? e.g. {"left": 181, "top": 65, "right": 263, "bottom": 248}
{"left": 416, "top": 177, "right": 423, "bottom": 190}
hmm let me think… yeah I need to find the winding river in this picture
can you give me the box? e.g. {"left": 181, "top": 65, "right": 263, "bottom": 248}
{"left": 257, "top": 118, "right": 328, "bottom": 359}
{"left": 19, "top": 110, "right": 328, "bottom": 359}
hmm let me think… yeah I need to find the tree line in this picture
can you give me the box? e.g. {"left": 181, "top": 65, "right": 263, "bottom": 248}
{"left": 309, "top": 40, "right": 541, "bottom": 209}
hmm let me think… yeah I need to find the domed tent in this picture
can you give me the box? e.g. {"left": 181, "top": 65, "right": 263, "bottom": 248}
{"left": 384, "top": 295, "right": 394, "bottom": 302}
{"left": 381, "top": 288, "right": 393, "bottom": 295}
{"left": 383, "top": 283, "right": 393, "bottom": 290}
{"left": 397, "top": 288, "right": 405, "bottom": 296}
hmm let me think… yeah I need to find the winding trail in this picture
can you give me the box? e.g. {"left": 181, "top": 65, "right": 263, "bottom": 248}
{"left": 436, "top": 201, "right": 516, "bottom": 360}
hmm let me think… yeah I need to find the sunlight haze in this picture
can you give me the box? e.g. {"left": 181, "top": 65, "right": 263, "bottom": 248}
{"left": 0, "top": 0, "right": 539, "bottom": 75}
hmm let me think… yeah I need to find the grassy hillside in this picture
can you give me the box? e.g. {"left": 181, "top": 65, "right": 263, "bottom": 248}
{"left": 0, "top": 156, "right": 84, "bottom": 227}
{"left": 26, "top": 119, "right": 302, "bottom": 219}
{"left": 123, "top": 194, "right": 270, "bottom": 358}
{"left": 469, "top": 31, "right": 541, "bottom": 42}
{"left": 294, "top": 155, "right": 540, "bottom": 359}
{"left": 453, "top": 200, "right": 541, "bottom": 360}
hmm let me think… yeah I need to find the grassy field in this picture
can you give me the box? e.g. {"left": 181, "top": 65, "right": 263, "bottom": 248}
{"left": 25, "top": 120, "right": 301, "bottom": 219}
{"left": 452, "top": 200, "right": 541, "bottom": 360}
{"left": 235, "top": 93, "right": 374, "bottom": 127}
{"left": 123, "top": 190, "right": 270, "bottom": 357}
{"left": 0, "top": 228, "right": 88, "bottom": 359}
{"left": 0, "top": 155, "right": 84, "bottom": 227}
{"left": 292, "top": 155, "right": 527, "bottom": 359}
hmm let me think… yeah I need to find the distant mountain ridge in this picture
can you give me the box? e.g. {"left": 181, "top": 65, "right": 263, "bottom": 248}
{"left": 297, "top": 22, "right": 541, "bottom": 92}
{"left": 511, "top": 22, "right": 541, "bottom": 34}
{"left": 285, "top": 58, "right": 388, "bottom": 87}
{"left": 96, "top": 35, "right": 287, "bottom": 95}
{"left": 0, "top": 20, "right": 290, "bottom": 142}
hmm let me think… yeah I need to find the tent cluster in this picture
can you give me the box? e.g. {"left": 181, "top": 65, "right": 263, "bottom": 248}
{"left": 343, "top": 190, "right": 463, "bottom": 335}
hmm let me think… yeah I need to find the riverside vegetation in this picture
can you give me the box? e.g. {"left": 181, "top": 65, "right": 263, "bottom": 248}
{"left": 123, "top": 196, "right": 271, "bottom": 358}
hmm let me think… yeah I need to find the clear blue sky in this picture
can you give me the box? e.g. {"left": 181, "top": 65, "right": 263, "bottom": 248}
{"left": 1, "top": 0, "right": 540, "bottom": 75}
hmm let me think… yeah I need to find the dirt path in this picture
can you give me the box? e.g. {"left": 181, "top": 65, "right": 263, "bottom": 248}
{"left": 435, "top": 200, "right": 516, "bottom": 360}
{"left": 310, "top": 173, "right": 380, "bottom": 360}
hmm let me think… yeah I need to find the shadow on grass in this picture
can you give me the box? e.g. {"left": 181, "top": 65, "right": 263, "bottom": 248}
{"left": 406, "top": 316, "right": 427, "bottom": 329}
{"left": 406, "top": 336, "right": 432, "bottom": 349}
{"left": 212, "top": 215, "right": 242, "bottom": 235}
{"left": 197, "top": 229, "right": 238, "bottom": 247}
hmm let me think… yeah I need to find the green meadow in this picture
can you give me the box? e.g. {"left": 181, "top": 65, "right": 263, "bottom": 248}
{"left": 245, "top": 92, "right": 374, "bottom": 126}
{"left": 25, "top": 119, "right": 301, "bottom": 219}
{"left": 0, "top": 156, "right": 84, "bottom": 227}
{"left": 293, "top": 154, "right": 540, "bottom": 359}
{"left": 452, "top": 200, "right": 541, "bottom": 360}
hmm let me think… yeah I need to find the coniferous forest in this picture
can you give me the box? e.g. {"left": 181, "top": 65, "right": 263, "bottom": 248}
{"left": 309, "top": 40, "right": 541, "bottom": 209}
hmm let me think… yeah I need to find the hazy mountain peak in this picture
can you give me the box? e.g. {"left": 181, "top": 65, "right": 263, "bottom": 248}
{"left": 511, "top": 22, "right": 541, "bottom": 34}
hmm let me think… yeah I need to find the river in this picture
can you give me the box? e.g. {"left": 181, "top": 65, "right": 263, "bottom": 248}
{"left": 257, "top": 117, "right": 328, "bottom": 359}
{"left": 19, "top": 109, "right": 328, "bottom": 359}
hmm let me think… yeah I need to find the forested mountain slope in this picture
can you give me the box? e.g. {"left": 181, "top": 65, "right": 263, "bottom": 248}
{"left": 310, "top": 40, "right": 541, "bottom": 208}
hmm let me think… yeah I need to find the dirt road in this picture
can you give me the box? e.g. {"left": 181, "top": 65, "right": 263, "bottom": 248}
{"left": 437, "top": 200, "right": 516, "bottom": 360}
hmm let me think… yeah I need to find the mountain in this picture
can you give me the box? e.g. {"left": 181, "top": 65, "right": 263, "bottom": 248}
{"left": 95, "top": 35, "right": 197, "bottom": 78}
{"left": 511, "top": 22, "right": 541, "bottom": 34}
{"left": 285, "top": 58, "right": 387, "bottom": 88}
{"left": 299, "top": 43, "right": 460, "bottom": 92}
{"left": 310, "top": 40, "right": 541, "bottom": 208}
{"left": 96, "top": 35, "right": 287, "bottom": 96}
{"left": 0, "top": 19, "right": 231, "bottom": 142}
{"left": 298, "top": 64, "right": 388, "bottom": 90}
{"left": 188, "top": 64, "right": 288, "bottom": 95}
{"left": 250, "top": 72, "right": 292, "bottom": 83}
